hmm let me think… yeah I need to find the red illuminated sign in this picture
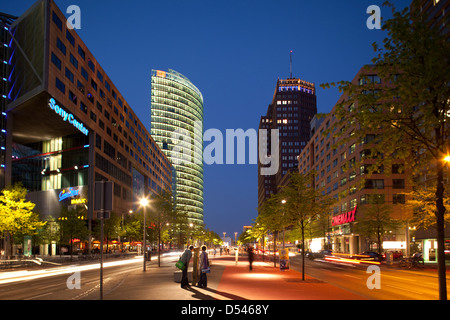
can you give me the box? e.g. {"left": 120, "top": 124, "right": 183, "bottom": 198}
{"left": 332, "top": 206, "right": 357, "bottom": 226}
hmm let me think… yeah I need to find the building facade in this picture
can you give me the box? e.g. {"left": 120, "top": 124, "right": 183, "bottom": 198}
{"left": 3, "top": 0, "right": 172, "bottom": 255}
{"left": 150, "top": 69, "right": 204, "bottom": 226}
{"left": 298, "top": 66, "right": 413, "bottom": 255}
{"left": 258, "top": 76, "right": 317, "bottom": 209}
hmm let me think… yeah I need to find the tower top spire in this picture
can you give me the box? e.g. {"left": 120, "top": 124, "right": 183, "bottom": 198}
{"left": 290, "top": 50, "right": 293, "bottom": 78}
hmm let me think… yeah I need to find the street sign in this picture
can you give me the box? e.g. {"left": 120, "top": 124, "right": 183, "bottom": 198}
{"left": 94, "top": 181, "right": 113, "bottom": 213}
{"left": 95, "top": 211, "right": 111, "bottom": 220}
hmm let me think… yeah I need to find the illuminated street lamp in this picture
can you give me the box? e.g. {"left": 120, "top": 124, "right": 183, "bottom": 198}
{"left": 139, "top": 197, "right": 149, "bottom": 271}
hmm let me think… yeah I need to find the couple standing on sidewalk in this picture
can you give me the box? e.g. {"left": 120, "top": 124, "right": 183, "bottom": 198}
{"left": 180, "top": 245, "right": 210, "bottom": 289}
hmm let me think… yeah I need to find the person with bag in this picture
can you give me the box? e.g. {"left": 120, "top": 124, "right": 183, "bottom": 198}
{"left": 179, "top": 246, "right": 193, "bottom": 289}
{"left": 197, "top": 245, "right": 209, "bottom": 288}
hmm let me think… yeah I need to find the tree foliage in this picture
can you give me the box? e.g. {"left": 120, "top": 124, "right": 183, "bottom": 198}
{"left": 321, "top": 0, "right": 450, "bottom": 299}
{"left": 0, "top": 183, "right": 45, "bottom": 238}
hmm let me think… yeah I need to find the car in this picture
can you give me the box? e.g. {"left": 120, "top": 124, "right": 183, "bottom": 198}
{"left": 382, "top": 251, "right": 403, "bottom": 260}
{"left": 360, "top": 251, "right": 381, "bottom": 261}
{"left": 306, "top": 250, "right": 332, "bottom": 260}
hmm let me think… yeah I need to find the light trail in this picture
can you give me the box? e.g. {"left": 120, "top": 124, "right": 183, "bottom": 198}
{"left": 0, "top": 256, "right": 143, "bottom": 285}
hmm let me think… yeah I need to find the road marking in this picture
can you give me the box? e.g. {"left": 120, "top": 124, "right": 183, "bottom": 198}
{"left": 344, "top": 274, "right": 360, "bottom": 279}
{"left": 24, "top": 292, "right": 54, "bottom": 300}
{"left": 384, "top": 284, "right": 423, "bottom": 296}
{"left": 382, "top": 274, "right": 416, "bottom": 282}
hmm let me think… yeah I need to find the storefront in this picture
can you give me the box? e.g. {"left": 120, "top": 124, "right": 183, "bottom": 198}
{"left": 328, "top": 206, "right": 360, "bottom": 255}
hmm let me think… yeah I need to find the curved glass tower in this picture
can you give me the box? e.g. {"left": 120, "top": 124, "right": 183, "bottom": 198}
{"left": 150, "top": 69, "right": 204, "bottom": 225}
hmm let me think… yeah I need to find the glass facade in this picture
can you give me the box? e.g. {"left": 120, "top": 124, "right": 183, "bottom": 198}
{"left": 151, "top": 69, "right": 204, "bottom": 225}
{"left": 12, "top": 133, "right": 89, "bottom": 192}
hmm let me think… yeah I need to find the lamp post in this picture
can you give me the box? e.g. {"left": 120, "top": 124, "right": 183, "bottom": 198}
{"left": 282, "top": 199, "right": 286, "bottom": 249}
{"left": 140, "top": 197, "right": 149, "bottom": 271}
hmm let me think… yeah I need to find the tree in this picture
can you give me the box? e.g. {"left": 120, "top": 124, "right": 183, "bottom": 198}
{"left": 278, "top": 171, "right": 335, "bottom": 280}
{"left": 354, "top": 197, "right": 402, "bottom": 256}
{"left": 148, "top": 190, "right": 177, "bottom": 266}
{"left": 321, "top": 0, "right": 450, "bottom": 299}
{"left": 59, "top": 206, "right": 88, "bottom": 260}
{"left": 257, "top": 192, "right": 287, "bottom": 267}
{"left": 0, "top": 183, "right": 45, "bottom": 257}
{"left": 406, "top": 186, "right": 450, "bottom": 231}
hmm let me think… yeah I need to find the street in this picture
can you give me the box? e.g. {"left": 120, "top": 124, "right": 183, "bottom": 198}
{"left": 289, "top": 256, "right": 450, "bottom": 300}
{"left": 0, "top": 254, "right": 448, "bottom": 300}
{"left": 0, "top": 256, "right": 147, "bottom": 300}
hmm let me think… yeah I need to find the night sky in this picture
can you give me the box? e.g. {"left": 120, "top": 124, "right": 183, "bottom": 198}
{"left": 2, "top": 0, "right": 412, "bottom": 239}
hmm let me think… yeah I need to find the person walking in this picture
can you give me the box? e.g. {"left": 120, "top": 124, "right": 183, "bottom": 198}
{"left": 180, "top": 246, "right": 193, "bottom": 289}
{"left": 197, "top": 245, "right": 209, "bottom": 288}
{"left": 248, "top": 246, "right": 254, "bottom": 271}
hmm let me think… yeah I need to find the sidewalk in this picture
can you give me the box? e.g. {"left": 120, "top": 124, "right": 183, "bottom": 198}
{"left": 104, "top": 255, "right": 365, "bottom": 300}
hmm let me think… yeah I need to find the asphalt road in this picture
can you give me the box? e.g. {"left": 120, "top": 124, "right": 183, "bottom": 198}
{"left": 0, "top": 256, "right": 147, "bottom": 300}
{"left": 290, "top": 256, "right": 449, "bottom": 300}
{"left": 1, "top": 254, "right": 448, "bottom": 300}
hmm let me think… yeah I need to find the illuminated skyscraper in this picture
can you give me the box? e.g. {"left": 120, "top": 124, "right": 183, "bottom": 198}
{"left": 150, "top": 69, "right": 204, "bottom": 225}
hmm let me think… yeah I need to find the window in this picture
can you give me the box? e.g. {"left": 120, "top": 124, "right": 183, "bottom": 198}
{"left": 51, "top": 52, "right": 61, "bottom": 70}
{"left": 349, "top": 143, "right": 356, "bottom": 154}
{"left": 80, "top": 101, "right": 88, "bottom": 114}
{"left": 88, "top": 58, "right": 95, "bottom": 72}
{"left": 364, "top": 179, "right": 384, "bottom": 189}
{"left": 81, "top": 67, "right": 88, "bottom": 81}
{"left": 96, "top": 101, "right": 103, "bottom": 112}
{"left": 90, "top": 111, "right": 97, "bottom": 122}
{"left": 393, "top": 194, "right": 406, "bottom": 204}
{"left": 66, "top": 29, "right": 75, "bottom": 46}
{"left": 392, "top": 164, "right": 404, "bottom": 174}
{"left": 78, "top": 45, "right": 85, "bottom": 60}
{"left": 52, "top": 11, "right": 62, "bottom": 31}
{"left": 96, "top": 134, "right": 102, "bottom": 149}
{"left": 65, "top": 67, "right": 74, "bottom": 83}
{"left": 56, "top": 38, "right": 66, "bottom": 55}
{"left": 77, "top": 80, "right": 85, "bottom": 93}
{"left": 97, "top": 71, "right": 103, "bottom": 83}
{"left": 91, "top": 79, "right": 97, "bottom": 91}
{"left": 69, "top": 90, "right": 77, "bottom": 105}
{"left": 393, "top": 179, "right": 405, "bottom": 189}
{"left": 70, "top": 53, "right": 78, "bottom": 69}
{"left": 360, "top": 194, "right": 385, "bottom": 205}
{"left": 55, "top": 77, "right": 65, "bottom": 93}
{"left": 105, "top": 80, "right": 110, "bottom": 92}
{"left": 87, "top": 92, "right": 94, "bottom": 104}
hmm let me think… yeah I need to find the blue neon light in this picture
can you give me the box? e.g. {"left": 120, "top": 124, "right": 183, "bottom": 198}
{"left": 58, "top": 187, "right": 79, "bottom": 202}
{"left": 49, "top": 98, "right": 89, "bottom": 136}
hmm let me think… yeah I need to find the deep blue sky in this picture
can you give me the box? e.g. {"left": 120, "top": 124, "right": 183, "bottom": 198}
{"left": 3, "top": 0, "right": 411, "bottom": 239}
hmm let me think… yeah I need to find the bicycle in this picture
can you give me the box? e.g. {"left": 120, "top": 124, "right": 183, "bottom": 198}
{"left": 398, "top": 256, "right": 424, "bottom": 269}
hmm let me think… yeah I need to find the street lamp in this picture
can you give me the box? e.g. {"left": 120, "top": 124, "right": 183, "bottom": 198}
{"left": 139, "top": 197, "right": 149, "bottom": 271}
{"left": 281, "top": 199, "right": 286, "bottom": 249}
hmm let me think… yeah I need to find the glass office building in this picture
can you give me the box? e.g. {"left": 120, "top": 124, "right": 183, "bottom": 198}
{"left": 2, "top": 0, "right": 172, "bottom": 256}
{"left": 151, "top": 69, "right": 204, "bottom": 225}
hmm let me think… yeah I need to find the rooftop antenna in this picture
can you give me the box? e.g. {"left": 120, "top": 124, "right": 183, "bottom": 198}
{"left": 289, "top": 50, "right": 293, "bottom": 78}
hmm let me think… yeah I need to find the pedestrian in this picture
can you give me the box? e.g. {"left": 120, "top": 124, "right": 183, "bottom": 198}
{"left": 198, "top": 245, "right": 209, "bottom": 288}
{"left": 180, "top": 245, "right": 193, "bottom": 289}
{"left": 248, "top": 246, "right": 254, "bottom": 271}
